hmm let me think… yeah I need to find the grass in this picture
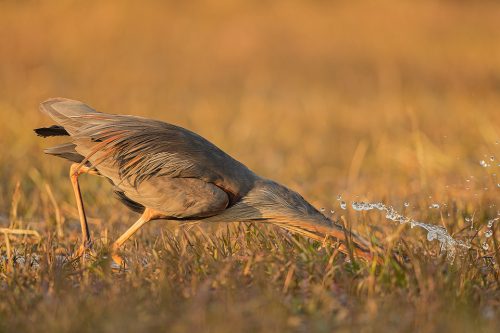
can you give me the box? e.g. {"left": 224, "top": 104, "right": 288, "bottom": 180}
{"left": 0, "top": 1, "right": 499, "bottom": 332}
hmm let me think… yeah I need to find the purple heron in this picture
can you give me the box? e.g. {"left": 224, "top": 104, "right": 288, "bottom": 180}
{"left": 35, "top": 98, "right": 374, "bottom": 264}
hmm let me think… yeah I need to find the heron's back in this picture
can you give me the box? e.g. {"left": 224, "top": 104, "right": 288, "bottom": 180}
{"left": 38, "top": 98, "right": 258, "bottom": 211}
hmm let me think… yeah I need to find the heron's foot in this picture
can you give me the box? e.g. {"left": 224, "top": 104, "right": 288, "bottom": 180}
{"left": 111, "top": 245, "right": 127, "bottom": 271}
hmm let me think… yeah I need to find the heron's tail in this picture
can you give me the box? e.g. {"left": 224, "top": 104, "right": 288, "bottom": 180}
{"left": 34, "top": 125, "right": 86, "bottom": 164}
{"left": 34, "top": 125, "right": 69, "bottom": 137}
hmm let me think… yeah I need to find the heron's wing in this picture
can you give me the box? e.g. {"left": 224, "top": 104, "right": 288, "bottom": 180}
{"left": 121, "top": 176, "right": 229, "bottom": 218}
{"left": 40, "top": 98, "right": 256, "bottom": 202}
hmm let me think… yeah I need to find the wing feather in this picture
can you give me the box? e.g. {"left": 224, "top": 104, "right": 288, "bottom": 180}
{"left": 40, "top": 98, "right": 257, "bottom": 202}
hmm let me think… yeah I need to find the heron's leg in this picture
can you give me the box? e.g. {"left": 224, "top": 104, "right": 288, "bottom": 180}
{"left": 69, "top": 163, "right": 99, "bottom": 254}
{"left": 111, "top": 208, "right": 155, "bottom": 265}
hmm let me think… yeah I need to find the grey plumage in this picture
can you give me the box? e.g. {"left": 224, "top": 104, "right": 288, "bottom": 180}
{"left": 35, "top": 98, "right": 374, "bottom": 261}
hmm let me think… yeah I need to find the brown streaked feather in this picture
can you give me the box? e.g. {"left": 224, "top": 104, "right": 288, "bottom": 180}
{"left": 39, "top": 98, "right": 257, "bottom": 202}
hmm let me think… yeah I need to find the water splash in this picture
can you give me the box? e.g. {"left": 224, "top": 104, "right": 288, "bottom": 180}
{"left": 351, "top": 201, "right": 471, "bottom": 262}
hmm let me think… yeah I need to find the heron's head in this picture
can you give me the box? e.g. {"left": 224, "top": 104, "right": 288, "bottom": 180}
{"left": 215, "top": 179, "right": 331, "bottom": 226}
{"left": 207, "top": 178, "right": 373, "bottom": 259}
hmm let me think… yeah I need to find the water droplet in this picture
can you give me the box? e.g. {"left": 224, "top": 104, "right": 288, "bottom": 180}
{"left": 487, "top": 218, "right": 498, "bottom": 228}
{"left": 340, "top": 201, "right": 347, "bottom": 210}
{"left": 490, "top": 156, "right": 495, "bottom": 162}
{"left": 429, "top": 203, "right": 440, "bottom": 209}
{"left": 336, "top": 194, "right": 342, "bottom": 201}
{"left": 351, "top": 202, "right": 364, "bottom": 211}
{"left": 404, "top": 202, "right": 410, "bottom": 207}
{"left": 485, "top": 230, "right": 493, "bottom": 238}
{"left": 479, "top": 160, "right": 489, "bottom": 167}
{"left": 320, "top": 207, "right": 325, "bottom": 212}
{"left": 482, "top": 243, "right": 489, "bottom": 251}
{"left": 465, "top": 217, "right": 472, "bottom": 223}
{"left": 330, "top": 210, "right": 335, "bottom": 214}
